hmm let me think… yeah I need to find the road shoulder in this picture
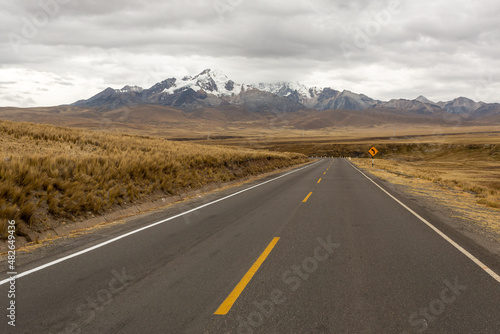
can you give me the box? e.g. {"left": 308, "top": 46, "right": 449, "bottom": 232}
{"left": 349, "top": 158, "right": 500, "bottom": 272}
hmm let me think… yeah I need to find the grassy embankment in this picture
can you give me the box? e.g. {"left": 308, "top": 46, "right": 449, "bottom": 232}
{"left": 352, "top": 143, "right": 499, "bottom": 209}
{"left": 0, "top": 120, "right": 307, "bottom": 239}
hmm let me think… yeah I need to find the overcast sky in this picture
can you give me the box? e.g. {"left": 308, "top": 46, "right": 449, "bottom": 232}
{"left": 0, "top": 0, "right": 498, "bottom": 107}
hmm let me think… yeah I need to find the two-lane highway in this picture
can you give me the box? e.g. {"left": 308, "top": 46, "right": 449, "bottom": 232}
{"left": 1, "top": 158, "right": 499, "bottom": 333}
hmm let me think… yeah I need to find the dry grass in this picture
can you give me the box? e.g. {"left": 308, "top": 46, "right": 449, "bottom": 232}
{"left": 192, "top": 126, "right": 500, "bottom": 211}
{"left": 0, "top": 120, "right": 307, "bottom": 239}
{"left": 1, "top": 106, "right": 499, "bottom": 142}
{"left": 352, "top": 144, "right": 500, "bottom": 209}
{"left": 191, "top": 127, "right": 500, "bottom": 157}
{"left": 201, "top": 128, "right": 499, "bottom": 210}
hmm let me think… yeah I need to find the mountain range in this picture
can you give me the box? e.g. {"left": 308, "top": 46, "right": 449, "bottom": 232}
{"left": 72, "top": 69, "right": 500, "bottom": 120}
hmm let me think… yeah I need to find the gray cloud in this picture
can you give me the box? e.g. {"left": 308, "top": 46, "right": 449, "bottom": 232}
{"left": 0, "top": 93, "right": 37, "bottom": 106}
{"left": 0, "top": 0, "right": 499, "bottom": 107}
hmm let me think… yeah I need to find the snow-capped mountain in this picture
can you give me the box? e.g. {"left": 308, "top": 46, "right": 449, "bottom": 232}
{"left": 116, "top": 85, "right": 143, "bottom": 93}
{"left": 253, "top": 82, "right": 318, "bottom": 100}
{"left": 72, "top": 69, "right": 374, "bottom": 111}
{"left": 73, "top": 69, "right": 308, "bottom": 111}
{"left": 154, "top": 70, "right": 316, "bottom": 102}
{"left": 160, "top": 69, "right": 251, "bottom": 97}
{"left": 72, "top": 69, "right": 499, "bottom": 116}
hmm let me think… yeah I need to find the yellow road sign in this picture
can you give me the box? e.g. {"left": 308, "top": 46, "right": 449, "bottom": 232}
{"left": 369, "top": 146, "right": 378, "bottom": 157}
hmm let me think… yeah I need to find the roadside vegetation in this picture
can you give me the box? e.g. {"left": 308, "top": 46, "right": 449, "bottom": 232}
{"left": 203, "top": 131, "right": 499, "bottom": 210}
{"left": 213, "top": 133, "right": 499, "bottom": 210}
{"left": 352, "top": 143, "right": 500, "bottom": 209}
{"left": 0, "top": 120, "right": 307, "bottom": 239}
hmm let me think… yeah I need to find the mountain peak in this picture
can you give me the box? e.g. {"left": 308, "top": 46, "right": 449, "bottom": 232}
{"left": 194, "top": 68, "right": 228, "bottom": 79}
{"left": 416, "top": 95, "right": 434, "bottom": 104}
{"left": 453, "top": 96, "right": 475, "bottom": 103}
{"left": 436, "top": 96, "right": 482, "bottom": 114}
{"left": 159, "top": 69, "right": 241, "bottom": 96}
{"left": 117, "top": 85, "right": 143, "bottom": 93}
{"left": 251, "top": 81, "right": 319, "bottom": 102}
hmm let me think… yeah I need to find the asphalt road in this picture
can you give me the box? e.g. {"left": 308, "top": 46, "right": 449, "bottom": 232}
{"left": 1, "top": 158, "right": 499, "bottom": 333}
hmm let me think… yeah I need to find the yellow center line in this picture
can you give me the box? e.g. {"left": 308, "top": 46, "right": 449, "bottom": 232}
{"left": 214, "top": 237, "right": 280, "bottom": 315}
{"left": 317, "top": 178, "right": 322, "bottom": 183}
{"left": 302, "top": 192, "right": 313, "bottom": 202}
{"left": 323, "top": 172, "right": 326, "bottom": 175}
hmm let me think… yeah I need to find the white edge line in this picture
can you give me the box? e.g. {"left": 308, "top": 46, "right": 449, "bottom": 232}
{"left": 347, "top": 160, "right": 500, "bottom": 283}
{"left": 0, "top": 160, "right": 323, "bottom": 286}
